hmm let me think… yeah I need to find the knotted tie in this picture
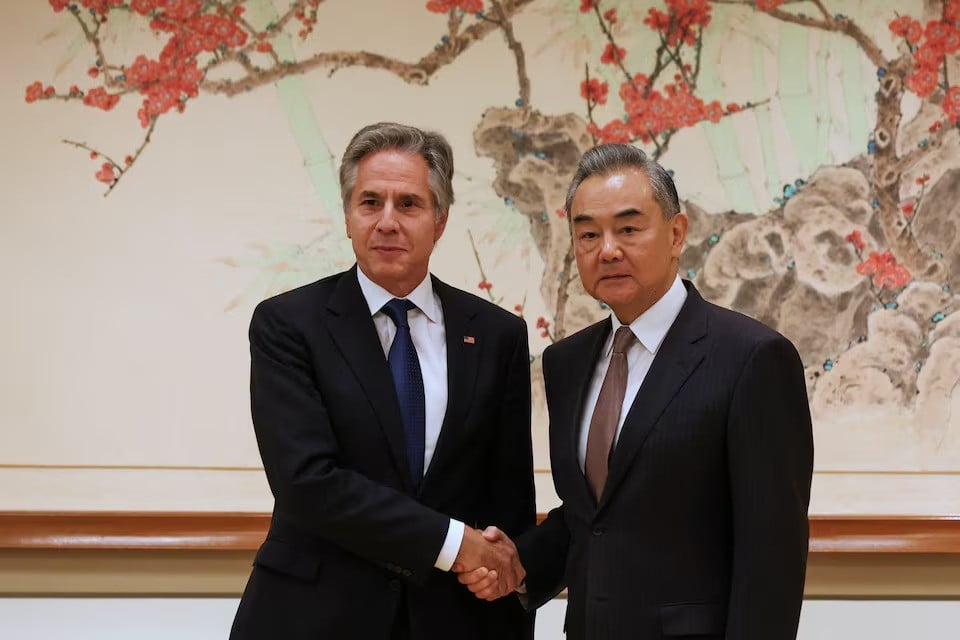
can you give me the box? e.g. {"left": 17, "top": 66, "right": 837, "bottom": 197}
{"left": 585, "top": 326, "right": 636, "bottom": 502}
{"left": 381, "top": 298, "right": 426, "bottom": 486}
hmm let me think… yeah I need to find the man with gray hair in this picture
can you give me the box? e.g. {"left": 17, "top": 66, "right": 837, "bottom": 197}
{"left": 230, "top": 122, "right": 535, "bottom": 640}
{"left": 459, "top": 143, "right": 813, "bottom": 640}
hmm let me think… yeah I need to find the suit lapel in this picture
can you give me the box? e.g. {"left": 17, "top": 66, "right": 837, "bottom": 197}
{"left": 598, "top": 283, "right": 709, "bottom": 512}
{"left": 325, "top": 266, "right": 413, "bottom": 493}
{"left": 555, "top": 320, "right": 611, "bottom": 511}
{"left": 421, "top": 278, "right": 479, "bottom": 490}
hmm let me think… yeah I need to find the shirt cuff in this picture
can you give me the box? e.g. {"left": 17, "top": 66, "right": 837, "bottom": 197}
{"left": 433, "top": 518, "right": 465, "bottom": 571}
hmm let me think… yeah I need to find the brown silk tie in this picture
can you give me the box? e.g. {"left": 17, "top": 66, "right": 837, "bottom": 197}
{"left": 585, "top": 326, "right": 636, "bottom": 503}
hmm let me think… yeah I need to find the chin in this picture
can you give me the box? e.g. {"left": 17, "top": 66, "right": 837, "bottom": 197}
{"left": 360, "top": 260, "right": 396, "bottom": 280}
{"left": 596, "top": 282, "right": 638, "bottom": 302}
{"left": 368, "top": 256, "right": 406, "bottom": 271}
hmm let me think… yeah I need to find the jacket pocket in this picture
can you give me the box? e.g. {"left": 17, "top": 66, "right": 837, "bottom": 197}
{"left": 253, "top": 538, "right": 322, "bottom": 582}
{"left": 659, "top": 601, "right": 725, "bottom": 637}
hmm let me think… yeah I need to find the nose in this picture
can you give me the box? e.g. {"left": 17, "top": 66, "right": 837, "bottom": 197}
{"left": 375, "top": 202, "right": 400, "bottom": 233}
{"left": 598, "top": 232, "right": 622, "bottom": 262}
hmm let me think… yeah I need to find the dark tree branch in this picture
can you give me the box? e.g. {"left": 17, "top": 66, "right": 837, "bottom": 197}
{"left": 491, "top": 0, "right": 531, "bottom": 107}
{"left": 201, "top": 0, "right": 536, "bottom": 96}
{"left": 713, "top": 0, "right": 888, "bottom": 68}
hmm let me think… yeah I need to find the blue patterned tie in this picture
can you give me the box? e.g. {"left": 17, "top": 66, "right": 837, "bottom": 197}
{"left": 381, "top": 298, "right": 426, "bottom": 487}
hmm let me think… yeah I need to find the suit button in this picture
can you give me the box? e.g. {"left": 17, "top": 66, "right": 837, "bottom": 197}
{"left": 592, "top": 526, "right": 606, "bottom": 536}
{"left": 388, "top": 579, "right": 402, "bottom": 592}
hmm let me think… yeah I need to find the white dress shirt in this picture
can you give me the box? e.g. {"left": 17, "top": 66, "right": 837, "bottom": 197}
{"left": 577, "top": 275, "right": 688, "bottom": 471}
{"left": 356, "top": 267, "right": 464, "bottom": 571}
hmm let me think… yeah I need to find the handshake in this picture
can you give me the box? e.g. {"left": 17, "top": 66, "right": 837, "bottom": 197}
{"left": 452, "top": 526, "right": 525, "bottom": 601}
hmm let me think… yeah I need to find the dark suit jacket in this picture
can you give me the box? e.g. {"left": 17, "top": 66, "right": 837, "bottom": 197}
{"left": 230, "top": 266, "right": 536, "bottom": 640}
{"left": 518, "top": 280, "right": 813, "bottom": 640}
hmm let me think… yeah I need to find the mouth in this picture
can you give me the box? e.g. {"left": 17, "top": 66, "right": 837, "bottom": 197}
{"left": 372, "top": 246, "right": 406, "bottom": 253}
{"left": 598, "top": 274, "right": 630, "bottom": 281}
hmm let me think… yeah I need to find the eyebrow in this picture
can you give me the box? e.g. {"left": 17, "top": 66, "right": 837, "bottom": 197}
{"left": 572, "top": 208, "right": 644, "bottom": 223}
{"left": 358, "top": 190, "right": 426, "bottom": 203}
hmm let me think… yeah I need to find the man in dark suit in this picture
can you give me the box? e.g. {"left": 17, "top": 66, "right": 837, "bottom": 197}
{"left": 230, "top": 122, "right": 535, "bottom": 640}
{"left": 460, "top": 143, "right": 813, "bottom": 640}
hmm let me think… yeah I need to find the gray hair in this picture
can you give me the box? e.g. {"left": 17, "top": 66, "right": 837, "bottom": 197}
{"left": 339, "top": 122, "right": 455, "bottom": 221}
{"left": 564, "top": 143, "right": 681, "bottom": 219}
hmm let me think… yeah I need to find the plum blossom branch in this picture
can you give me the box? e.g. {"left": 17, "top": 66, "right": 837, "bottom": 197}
{"left": 202, "top": 0, "right": 536, "bottom": 96}
{"left": 712, "top": 0, "right": 887, "bottom": 68}
{"left": 552, "top": 241, "right": 576, "bottom": 342}
{"left": 895, "top": 119, "right": 951, "bottom": 175}
{"left": 63, "top": 116, "right": 159, "bottom": 197}
{"left": 467, "top": 229, "right": 498, "bottom": 303}
{"left": 490, "top": 0, "right": 531, "bottom": 107}
{"left": 33, "top": 0, "right": 536, "bottom": 194}
{"left": 590, "top": 3, "right": 638, "bottom": 91}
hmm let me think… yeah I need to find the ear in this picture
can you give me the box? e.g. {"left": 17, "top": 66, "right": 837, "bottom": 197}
{"left": 344, "top": 211, "right": 353, "bottom": 239}
{"left": 433, "top": 209, "right": 449, "bottom": 243}
{"left": 670, "top": 211, "right": 688, "bottom": 258}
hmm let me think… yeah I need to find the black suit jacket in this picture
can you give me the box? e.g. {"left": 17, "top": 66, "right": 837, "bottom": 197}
{"left": 519, "top": 281, "right": 813, "bottom": 640}
{"left": 230, "top": 266, "right": 536, "bottom": 640}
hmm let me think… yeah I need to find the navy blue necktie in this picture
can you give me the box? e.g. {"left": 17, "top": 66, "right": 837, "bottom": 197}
{"left": 382, "top": 298, "right": 426, "bottom": 486}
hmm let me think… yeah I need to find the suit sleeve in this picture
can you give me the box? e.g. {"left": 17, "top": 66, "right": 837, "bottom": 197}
{"left": 489, "top": 319, "right": 537, "bottom": 539}
{"left": 725, "top": 335, "right": 814, "bottom": 640}
{"left": 514, "top": 343, "right": 570, "bottom": 610}
{"left": 516, "top": 505, "right": 569, "bottom": 610}
{"left": 249, "top": 301, "right": 449, "bottom": 585}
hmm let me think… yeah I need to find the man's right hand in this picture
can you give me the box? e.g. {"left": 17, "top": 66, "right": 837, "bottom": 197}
{"left": 451, "top": 526, "right": 524, "bottom": 599}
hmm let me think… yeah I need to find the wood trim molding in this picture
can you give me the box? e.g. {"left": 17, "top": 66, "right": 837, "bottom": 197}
{"left": 0, "top": 512, "right": 267, "bottom": 551}
{"left": 0, "top": 512, "right": 959, "bottom": 553}
{"left": 809, "top": 516, "right": 960, "bottom": 553}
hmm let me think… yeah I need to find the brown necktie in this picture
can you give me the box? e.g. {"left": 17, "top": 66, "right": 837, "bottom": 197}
{"left": 585, "top": 326, "right": 636, "bottom": 503}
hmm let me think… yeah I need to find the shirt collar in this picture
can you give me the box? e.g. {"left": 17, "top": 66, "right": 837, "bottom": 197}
{"left": 607, "top": 275, "right": 687, "bottom": 356}
{"left": 356, "top": 265, "right": 441, "bottom": 324}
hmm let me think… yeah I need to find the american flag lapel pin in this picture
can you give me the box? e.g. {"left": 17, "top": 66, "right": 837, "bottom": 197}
{"left": 463, "top": 336, "right": 476, "bottom": 344}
